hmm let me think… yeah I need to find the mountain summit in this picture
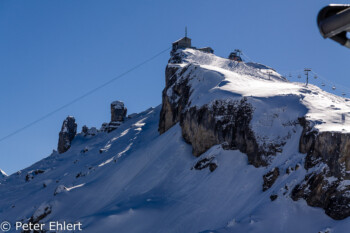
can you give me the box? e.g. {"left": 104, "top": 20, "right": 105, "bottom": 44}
{"left": 0, "top": 169, "right": 7, "bottom": 179}
{"left": 1, "top": 48, "right": 350, "bottom": 232}
{"left": 160, "top": 48, "right": 350, "bottom": 220}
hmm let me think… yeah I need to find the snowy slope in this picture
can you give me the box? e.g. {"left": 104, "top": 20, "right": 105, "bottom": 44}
{"left": 1, "top": 107, "right": 349, "bottom": 233}
{"left": 1, "top": 48, "right": 350, "bottom": 233}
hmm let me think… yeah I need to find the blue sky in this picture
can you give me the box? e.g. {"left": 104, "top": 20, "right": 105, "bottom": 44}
{"left": 1, "top": 0, "right": 350, "bottom": 174}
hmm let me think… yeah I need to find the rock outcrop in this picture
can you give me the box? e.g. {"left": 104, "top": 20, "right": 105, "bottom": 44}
{"left": 111, "top": 101, "right": 127, "bottom": 122}
{"left": 101, "top": 101, "right": 127, "bottom": 133}
{"left": 82, "top": 125, "right": 98, "bottom": 136}
{"left": 159, "top": 65, "right": 191, "bottom": 134}
{"left": 263, "top": 167, "right": 279, "bottom": 191}
{"left": 180, "top": 99, "right": 268, "bottom": 166}
{"left": 23, "top": 203, "right": 52, "bottom": 233}
{"left": 292, "top": 117, "right": 350, "bottom": 220}
{"left": 57, "top": 116, "right": 77, "bottom": 154}
{"left": 193, "top": 157, "right": 217, "bottom": 172}
{"left": 30, "top": 203, "right": 52, "bottom": 224}
{"left": 25, "top": 169, "right": 45, "bottom": 182}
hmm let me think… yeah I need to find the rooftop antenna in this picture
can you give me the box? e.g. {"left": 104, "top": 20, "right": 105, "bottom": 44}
{"left": 185, "top": 26, "right": 188, "bottom": 38}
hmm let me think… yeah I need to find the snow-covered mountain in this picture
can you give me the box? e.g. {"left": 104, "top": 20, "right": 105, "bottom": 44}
{"left": 0, "top": 169, "right": 7, "bottom": 179}
{"left": 2, "top": 48, "right": 350, "bottom": 232}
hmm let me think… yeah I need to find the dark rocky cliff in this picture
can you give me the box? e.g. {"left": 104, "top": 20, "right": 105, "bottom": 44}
{"left": 159, "top": 65, "right": 191, "bottom": 135}
{"left": 292, "top": 117, "right": 350, "bottom": 220}
{"left": 180, "top": 99, "right": 267, "bottom": 166}
{"left": 57, "top": 116, "right": 77, "bottom": 154}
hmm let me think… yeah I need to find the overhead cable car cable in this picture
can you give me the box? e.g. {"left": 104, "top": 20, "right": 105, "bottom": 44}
{"left": 0, "top": 47, "right": 171, "bottom": 143}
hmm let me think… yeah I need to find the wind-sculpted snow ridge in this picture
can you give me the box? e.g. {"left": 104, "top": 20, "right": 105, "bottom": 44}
{"left": 3, "top": 48, "right": 350, "bottom": 232}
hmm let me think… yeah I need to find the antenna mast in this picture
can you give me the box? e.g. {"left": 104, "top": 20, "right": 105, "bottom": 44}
{"left": 185, "top": 26, "right": 187, "bottom": 38}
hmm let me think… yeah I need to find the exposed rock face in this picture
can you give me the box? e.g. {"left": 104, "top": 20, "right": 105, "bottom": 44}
{"left": 270, "top": 194, "right": 278, "bottom": 201}
{"left": 180, "top": 99, "right": 268, "bottom": 167}
{"left": 101, "top": 121, "right": 122, "bottom": 133}
{"left": 100, "top": 101, "right": 127, "bottom": 133}
{"left": 82, "top": 125, "right": 98, "bottom": 136}
{"left": 30, "top": 203, "right": 52, "bottom": 223}
{"left": 193, "top": 157, "right": 217, "bottom": 172}
{"left": 111, "top": 101, "right": 127, "bottom": 122}
{"left": 292, "top": 117, "right": 350, "bottom": 220}
{"left": 159, "top": 65, "right": 191, "bottom": 134}
{"left": 263, "top": 167, "right": 279, "bottom": 191}
{"left": 25, "top": 169, "right": 45, "bottom": 182}
{"left": 57, "top": 116, "right": 77, "bottom": 154}
{"left": 21, "top": 203, "right": 52, "bottom": 233}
